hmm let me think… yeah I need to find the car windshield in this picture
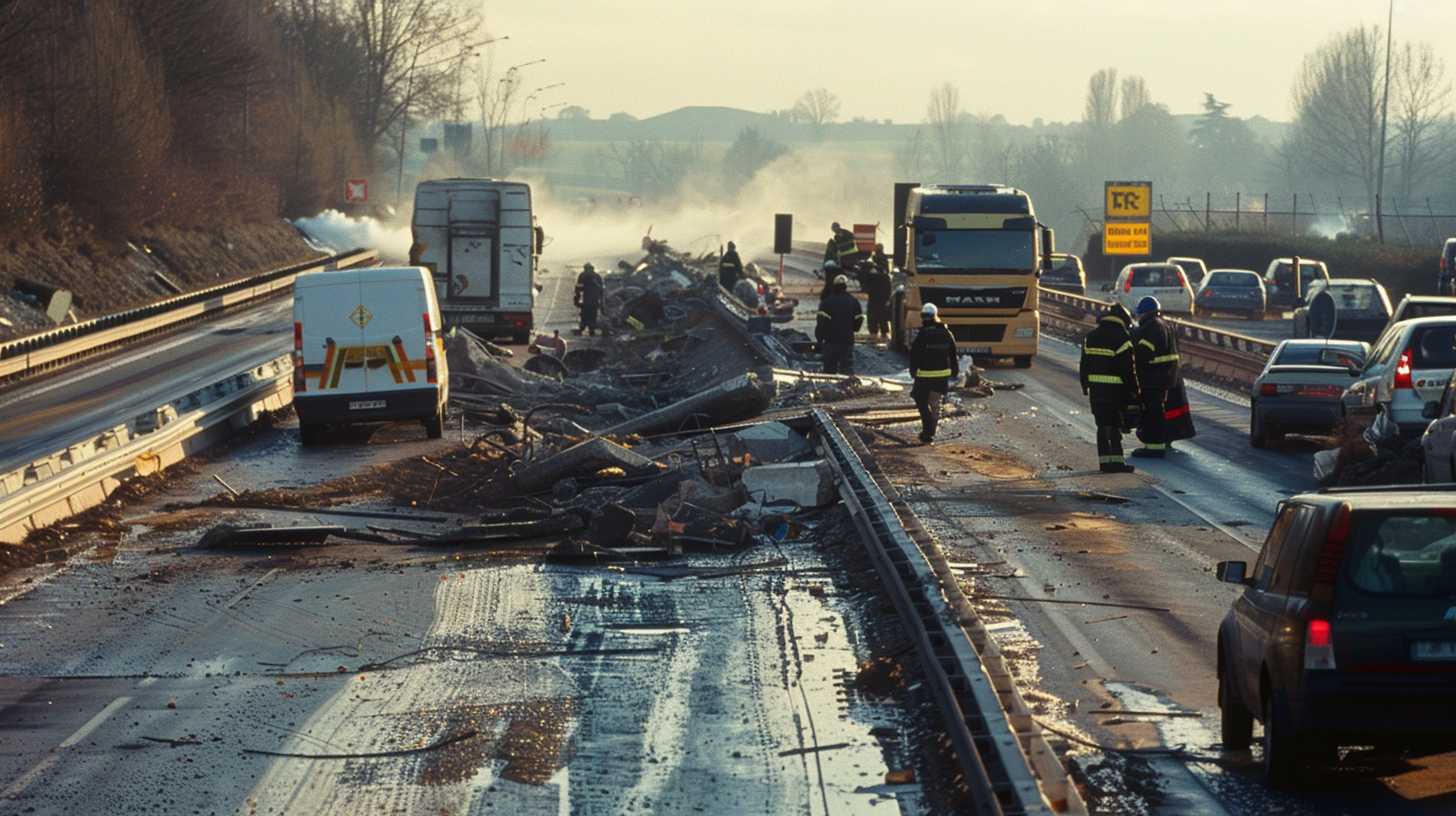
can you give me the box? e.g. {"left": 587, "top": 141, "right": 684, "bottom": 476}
{"left": 1344, "top": 513, "right": 1456, "bottom": 597}
{"left": 916, "top": 229, "right": 1032, "bottom": 272}
{"left": 1315, "top": 285, "right": 1379, "bottom": 311}
{"left": 1405, "top": 302, "right": 1456, "bottom": 320}
{"left": 1046, "top": 260, "right": 1080, "bottom": 279}
{"left": 1131, "top": 266, "right": 1181, "bottom": 287}
{"left": 1274, "top": 344, "right": 1364, "bottom": 367}
{"left": 1412, "top": 326, "right": 1456, "bottom": 368}
{"left": 1209, "top": 272, "right": 1257, "bottom": 287}
{"left": 1273, "top": 263, "right": 1326, "bottom": 286}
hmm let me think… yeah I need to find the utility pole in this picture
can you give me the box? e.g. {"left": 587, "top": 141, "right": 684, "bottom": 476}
{"left": 1376, "top": 0, "right": 1395, "bottom": 244}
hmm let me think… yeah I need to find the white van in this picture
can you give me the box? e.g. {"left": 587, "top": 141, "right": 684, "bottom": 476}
{"left": 292, "top": 266, "right": 449, "bottom": 444}
{"left": 1112, "top": 262, "right": 1195, "bottom": 315}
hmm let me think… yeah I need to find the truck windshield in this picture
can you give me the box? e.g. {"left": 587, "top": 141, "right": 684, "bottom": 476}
{"left": 917, "top": 230, "right": 1033, "bottom": 272}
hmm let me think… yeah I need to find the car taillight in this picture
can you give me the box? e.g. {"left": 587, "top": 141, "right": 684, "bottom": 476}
{"left": 1124, "top": 275, "right": 1133, "bottom": 293}
{"left": 1395, "top": 347, "right": 1414, "bottom": 389}
{"left": 292, "top": 321, "right": 305, "bottom": 393}
{"left": 423, "top": 312, "right": 437, "bottom": 384}
{"left": 1304, "top": 618, "right": 1337, "bottom": 670}
{"left": 1260, "top": 383, "right": 1278, "bottom": 396}
{"left": 1176, "top": 269, "right": 1188, "bottom": 289}
{"left": 1311, "top": 503, "right": 1351, "bottom": 607}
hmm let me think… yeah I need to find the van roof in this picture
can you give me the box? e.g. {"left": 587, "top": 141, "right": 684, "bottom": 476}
{"left": 295, "top": 266, "right": 430, "bottom": 288}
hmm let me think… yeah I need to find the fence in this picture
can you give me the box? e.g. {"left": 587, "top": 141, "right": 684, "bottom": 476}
{"left": 1074, "top": 193, "right": 1456, "bottom": 248}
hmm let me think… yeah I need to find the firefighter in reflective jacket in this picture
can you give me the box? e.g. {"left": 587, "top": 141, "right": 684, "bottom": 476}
{"left": 1079, "top": 303, "right": 1138, "bottom": 473}
{"left": 816, "top": 273, "right": 863, "bottom": 375}
{"left": 824, "top": 222, "right": 859, "bottom": 268}
{"left": 1131, "top": 296, "right": 1181, "bottom": 458}
{"left": 910, "top": 303, "right": 959, "bottom": 444}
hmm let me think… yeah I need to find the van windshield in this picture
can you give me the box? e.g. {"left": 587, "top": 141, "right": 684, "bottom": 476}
{"left": 1344, "top": 513, "right": 1456, "bottom": 596}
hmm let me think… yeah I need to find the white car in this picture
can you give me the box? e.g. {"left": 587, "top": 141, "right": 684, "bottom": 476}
{"left": 1111, "top": 262, "right": 1195, "bottom": 315}
{"left": 1166, "top": 256, "right": 1209, "bottom": 289}
{"left": 1341, "top": 316, "right": 1456, "bottom": 436}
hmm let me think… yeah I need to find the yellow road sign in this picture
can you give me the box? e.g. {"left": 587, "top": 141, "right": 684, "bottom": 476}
{"left": 1103, "top": 222, "right": 1151, "bottom": 256}
{"left": 1105, "top": 181, "right": 1152, "bottom": 220}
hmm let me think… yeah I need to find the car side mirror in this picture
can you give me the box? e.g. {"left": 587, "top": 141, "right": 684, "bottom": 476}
{"left": 1424, "top": 400, "right": 1442, "bottom": 420}
{"left": 1215, "top": 560, "right": 1250, "bottom": 586}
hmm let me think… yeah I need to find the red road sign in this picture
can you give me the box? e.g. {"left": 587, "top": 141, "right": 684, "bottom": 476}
{"left": 345, "top": 179, "right": 368, "bottom": 204}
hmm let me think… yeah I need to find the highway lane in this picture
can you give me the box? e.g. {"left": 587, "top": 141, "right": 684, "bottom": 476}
{"left": 0, "top": 299, "right": 291, "bottom": 475}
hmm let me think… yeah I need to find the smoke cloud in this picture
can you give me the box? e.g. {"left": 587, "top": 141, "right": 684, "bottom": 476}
{"left": 293, "top": 209, "right": 413, "bottom": 262}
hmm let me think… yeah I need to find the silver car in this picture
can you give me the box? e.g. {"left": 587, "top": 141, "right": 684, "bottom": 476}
{"left": 1251, "top": 339, "right": 1369, "bottom": 447}
{"left": 1341, "top": 316, "right": 1456, "bottom": 435}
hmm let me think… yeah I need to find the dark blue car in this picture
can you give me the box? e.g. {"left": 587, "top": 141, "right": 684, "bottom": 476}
{"left": 1195, "top": 268, "right": 1265, "bottom": 319}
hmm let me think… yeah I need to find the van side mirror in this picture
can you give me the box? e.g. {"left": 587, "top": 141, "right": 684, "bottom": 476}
{"left": 1424, "top": 400, "right": 1442, "bottom": 420}
{"left": 1215, "top": 560, "right": 1250, "bottom": 585}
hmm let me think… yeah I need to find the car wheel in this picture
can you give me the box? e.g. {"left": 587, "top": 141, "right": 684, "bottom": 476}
{"left": 1220, "top": 668, "right": 1254, "bottom": 751}
{"left": 1013, "top": 355, "right": 1032, "bottom": 369}
{"left": 424, "top": 409, "right": 444, "bottom": 439}
{"left": 1263, "top": 692, "right": 1298, "bottom": 787}
{"left": 1250, "top": 404, "right": 1267, "bottom": 448}
{"left": 299, "top": 423, "right": 323, "bottom": 447}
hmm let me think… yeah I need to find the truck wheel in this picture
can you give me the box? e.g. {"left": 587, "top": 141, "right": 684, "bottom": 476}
{"left": 1013, "top": 356, "right": 1032, "bottom": 369}
{"left": 1220, "top": 669, "right": 1254, "bottom": 751}
{"left": 424, "top": 409, "right": 444, "bottom": 439}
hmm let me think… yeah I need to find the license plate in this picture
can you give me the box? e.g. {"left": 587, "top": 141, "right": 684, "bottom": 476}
{"left": 962, "top": 346, "right": 992, "bottom": 355}
{"left": 349, "top": 400, "right": 386, "bottom": 410}
{"left": 1296, "top": 385, "right": 1342, "bottom": 398}
{"left": 1411, "top": 641, "right": 1456, "bottom": 661}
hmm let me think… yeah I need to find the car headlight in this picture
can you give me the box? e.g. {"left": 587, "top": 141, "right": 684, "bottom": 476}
{"left": 1014, "top": 327, "right": 1035, "bottom": 338}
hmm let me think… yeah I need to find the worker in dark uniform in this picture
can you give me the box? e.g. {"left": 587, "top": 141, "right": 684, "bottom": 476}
{"left": 910, "top": 303, "right": 959, "bottom": 444}
{"left": 816, "top": 273, "right": 863, "bottom": 375}
{"left": 718, "top": 240, "right": 743, "bottom": 289}
{"left": 574, "top": 262, "right": 605, "bottom": 337}
{"left": 1131, "top": 296, "right": 1180, "bottom": 458}
{"left": 818, "top": 260, "right": 840, "bottom": 301}
{"left": 824, "top": 223, "right": 841, "bottom": 265}
{"left": 861, "top": 256, "right": 893, "bottom": 342}
{"left": 1079, "top": 303, "right": 1139, "bottom": 473}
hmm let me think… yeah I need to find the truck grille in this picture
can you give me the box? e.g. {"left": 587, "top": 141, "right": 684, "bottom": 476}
{"left": 949, "top": 325, "right": 1006, "bottom": 343}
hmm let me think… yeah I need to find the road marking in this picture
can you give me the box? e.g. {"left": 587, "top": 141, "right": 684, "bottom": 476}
{"left": 2, "top": 695, "right": 133, "bottom": 800}
{"left": 1150, "top": 484, "right": 1262, "bottom": 553}
{"left": 224, "top": 567, "right": 282, "bottom": 610}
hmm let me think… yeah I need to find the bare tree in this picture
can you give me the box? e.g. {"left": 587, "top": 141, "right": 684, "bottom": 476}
{"left": 792, "top": 88, "right": 841, "bottom": 139}
{"left": 1119, "top": 75, "right": 1151, "bottom": 121}
{"left": 352, "top": 0, "right": 482, "bottom": 164}
{"left": 1390, "top": 41, "right": 1452, "bottom": 204}
{"left": 926, "top": 82, "right": 967, "bottom": 178}
{"left": 1083, "top": 68, "right": 1118, "bottom": 127}
{"left": 475, "top": 51, "right": 524, "bottom": 176}
{"left": 1290, "top": 26, "right": 1385, "bottom": 211}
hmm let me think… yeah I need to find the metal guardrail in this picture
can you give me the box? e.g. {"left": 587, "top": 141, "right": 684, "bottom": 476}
{"left": 812, "top": 408, "right": 1078, "bottom": 814}
{"left": 0, "top": 353, "right": 294, "bottom": 544}
{"left": 0, "top": 248, "right": 377, "bottom": 382}
{"left": 1038, "top": 287, "right": 1274, "bottom": 387}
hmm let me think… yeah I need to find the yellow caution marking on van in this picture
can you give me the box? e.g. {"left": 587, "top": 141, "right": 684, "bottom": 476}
{"left": 390, "top": 337, "right": 418, "bottom": 383}
{"left": 349, "top": 304, "right": 373, "bottom": 328}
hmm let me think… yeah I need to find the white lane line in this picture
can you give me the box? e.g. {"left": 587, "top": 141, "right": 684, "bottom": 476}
{"left": 2, "top": 695, "right": 133, "bottom": 800}
{"left": 224, "top": 568, "right": 282, "bottom": 610}
{"left": 1150, "top": 484, "right": 1262, "bottom": 553}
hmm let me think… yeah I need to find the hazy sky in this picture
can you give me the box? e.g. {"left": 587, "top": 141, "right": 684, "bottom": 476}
{"left": 483, "top": 0, "right": 1450, "bottom": 125}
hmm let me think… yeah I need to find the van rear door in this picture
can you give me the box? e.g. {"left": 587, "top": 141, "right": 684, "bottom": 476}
{"left": 360, "top": 269, "right": 429, "bottom": 394}
{"left": 299, "top": 270, "right": 368, "bottom": 395}
{"left": 447, "top": 189, "right": 498, "bottom": 303}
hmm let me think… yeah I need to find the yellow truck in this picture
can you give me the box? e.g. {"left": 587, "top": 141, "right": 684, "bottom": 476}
{"left": 891, "top": 184, "right": 1054, "bottom": 368}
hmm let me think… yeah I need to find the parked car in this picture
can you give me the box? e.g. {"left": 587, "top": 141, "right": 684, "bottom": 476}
{"left": 1041, "top": 252, "right": 1086, "bottom": 296}
{"left": 1340, "top": 316, "right": 1456, "bottom": 435}
{"left": 1195, "top": 268, "right": 1265, "bottom": 319}
{"left": 1440, "top": 238, "right": 1456, "bottom": 295}
{"left": 1251, "top": 339, "right": 1369, "bottom": 447}
{"left": 1110, "top": 262, "right": 1195, "bottom": 315}
{"left": 1167, "top": 256, "right": 1209, "bottom": 288}
{"left": 293, "top": 266, "right": 450, "bottom": 445}
{"left": 1388, "top": 294, "right": 1456, "bottom": 330}
{"left": 1216, "top": 485, "right": 1456, "bottom": 785}
{"left": 1291, "top": 278, "right": 1392, "bottom": 343}
{"left": 1420, "top": 370, "right": 1456, "bottom": 481}
{"left": 1264, "top": 258, "right": 1331, "bottom": 312}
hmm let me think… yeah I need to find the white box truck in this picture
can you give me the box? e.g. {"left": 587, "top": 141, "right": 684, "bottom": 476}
{"left": 409, "top": 178, "right": 542, "bottom": 343}
{"left": 292, "top": 266, "right": 449, "bottom": 444}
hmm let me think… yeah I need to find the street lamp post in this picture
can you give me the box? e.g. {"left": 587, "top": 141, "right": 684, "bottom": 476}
{"left": 395, "top": 36, "right": 507, "bottom": 209}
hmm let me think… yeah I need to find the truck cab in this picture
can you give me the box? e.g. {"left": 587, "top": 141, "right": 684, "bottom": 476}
{"left": 893, "top": 184, "right": 1053, "bottom": 368}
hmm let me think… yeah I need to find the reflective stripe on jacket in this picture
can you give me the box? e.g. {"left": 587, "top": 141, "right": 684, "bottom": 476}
{"left": 1079, "top": 314, "right": 1138, "bottom": 404}
{"left": 1133, "top": 313, "right": 1181, "bottom": 390}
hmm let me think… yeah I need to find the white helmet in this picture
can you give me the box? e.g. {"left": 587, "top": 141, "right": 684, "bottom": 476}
{"left": 833, "top": 274, "right": 849, "bottom": 286}
{"left": 922, "top": 303, "right": 938, "bottom": 317}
